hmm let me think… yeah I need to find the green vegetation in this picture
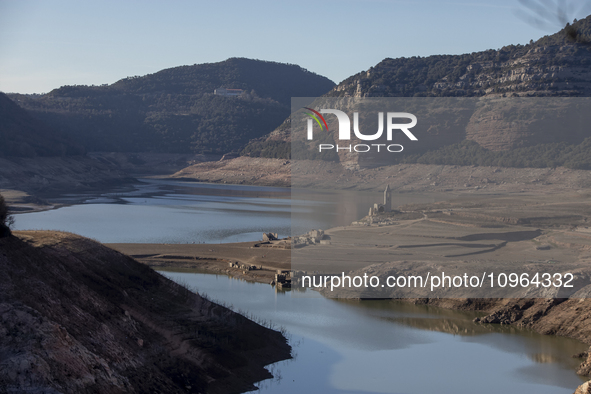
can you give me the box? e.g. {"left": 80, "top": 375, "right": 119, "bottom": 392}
{"left": 9, "top": 58, "right": 335, "bottom": 155}
{"left": 536, "top": 19, "right": 591, "bottom": 46}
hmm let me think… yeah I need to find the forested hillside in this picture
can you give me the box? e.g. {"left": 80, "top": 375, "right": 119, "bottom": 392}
{"left": 0, "top": 92, "right": 84, "bottom": 157}
{"left": 9, "top": 58, "right": 335, "bottom": 154}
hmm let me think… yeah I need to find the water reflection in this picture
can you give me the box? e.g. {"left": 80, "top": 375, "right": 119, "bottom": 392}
{"left": 161, "top": 271, "right": 588, "bottom": 394}
{"left": 14, "top": 180, "right": 456, "bottom": 244}
{"left": 338, "top": 299, "right": 586, "bottom": 372}
{"left": 12, "top": 180, "right": 589, "bottom": 392}
{"left": 14, "top": 180, "right": 295, "bottom": 244}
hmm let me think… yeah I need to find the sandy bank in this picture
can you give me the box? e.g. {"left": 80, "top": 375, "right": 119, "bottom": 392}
{"left": 169, "top": 156, "right": 591, "bottom": 195}
{"left": 107, "top": 241, "right": 291, "bottom": 285}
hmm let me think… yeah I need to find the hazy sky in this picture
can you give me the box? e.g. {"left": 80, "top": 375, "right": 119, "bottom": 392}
{"left": 1, "top": 0, "right": 590, "bottom": 94}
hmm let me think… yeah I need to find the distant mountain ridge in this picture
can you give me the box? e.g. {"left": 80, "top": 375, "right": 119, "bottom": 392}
{"left": 107, "top": 57, "right": 332, "bottom": 107}
{"left": 9, "top": 58, "right": 335, "bottom": 155}
{"left": 330, "top": 15, "right": 591, "bottom": 99}
{"left": 244, "top": 16, "right": 591, "bottom": 170}
{"left": 0, "top": 92, "right": 84, "bottom": 157}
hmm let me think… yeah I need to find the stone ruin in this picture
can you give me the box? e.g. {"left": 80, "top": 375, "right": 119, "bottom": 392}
{"left": 262, "top": 232, "right": 278, "bottom": 242}
{"left": 228, "top": 261, "right": 259, "bottom": 271}
{"left": 368, "top": 185, "right": 392, "bottom": 216}
{"left": 272, "top": 269, "right": 293, "bottom": 289}
{"left": 292, "top": 229, "right": 330, "bottom": 247}
{"left": 255, "top": 233, "right": 291, "bottom": 249}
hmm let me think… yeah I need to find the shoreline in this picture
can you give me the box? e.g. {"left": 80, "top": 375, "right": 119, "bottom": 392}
{"left": 114, "top": 239, "right": 591, "bottom": 386}
{"left": 107, "top": 211, "right": 591, "bottom": 389}
{"left": 7, "top": 155, "right": 591, "bottom": 214}
{"left": 3, "top": 231, "right": 292, "bottom": 393}
{"left": 106, "top": 241, "right": 291, "bottom": 285}
{"left": 169, "top": 157, "right": 591, "bottom": 195}
{"left": 8, "top": 162, "right": 591, "bottom": 391}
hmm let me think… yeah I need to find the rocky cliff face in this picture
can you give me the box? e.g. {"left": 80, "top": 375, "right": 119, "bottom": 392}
{"left": 331, "top": 17, "right": 591, "bottom": 100}
{"left": 321, "top": 17, "right": 591, "bottom": 160}
{"left": 241, "top": 16, "right": 591, "bottom": 168}
{"left": 575, "top": 381, "right": 591, "bottom": 394}
{"left": 334, "top": 44, "right": 591, "bottom": 99}
{"left": 242, "top": 16, "right": 591, "bottom": 171}
{"left": 0, "top": 231, "right": 290, "bottom": 393}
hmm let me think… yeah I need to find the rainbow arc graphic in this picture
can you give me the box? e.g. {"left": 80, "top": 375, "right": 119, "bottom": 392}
{"left": 304, "top": 107, "right": 329, "bottom": 132}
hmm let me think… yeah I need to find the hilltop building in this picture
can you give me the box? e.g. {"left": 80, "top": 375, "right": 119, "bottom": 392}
{"left": 214, "top": 87, "right": 244, "bottom": 97}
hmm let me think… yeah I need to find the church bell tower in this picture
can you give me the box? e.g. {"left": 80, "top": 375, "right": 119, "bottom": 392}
{"left": 384, "top": 185, "right": 391, "bottom": 212}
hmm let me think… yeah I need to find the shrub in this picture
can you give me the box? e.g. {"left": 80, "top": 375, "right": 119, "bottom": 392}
{"left": 0, "top": 194, "right": 13, "bottom": 237}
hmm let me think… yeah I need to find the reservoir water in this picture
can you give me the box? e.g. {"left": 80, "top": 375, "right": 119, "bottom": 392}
{"left": 162, "top": 271, "right": 587, "bottom": 394}
{"left": 13, "top": 179, "right": 449, "bottom": 243}
{"left": 12, "top": 179, "right": 588, "bottom": 393}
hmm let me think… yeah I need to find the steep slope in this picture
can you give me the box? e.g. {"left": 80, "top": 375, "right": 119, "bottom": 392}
{"left": 0, "top": 92, "right": 84, "bottom": 157}
{"left": 330, "top": 16, "right": 591, "bottom": 99}
{"left": 243, "top": 16, "right": 591, "bottom": 169}
{"left": 0, "top": 231, "right": 291, "bottom": 393}
{"left": 0, "top": 93, "right": 136, "bottom": 198}
{"left": 9, "top": 58, "right": 335, "bottom": 155}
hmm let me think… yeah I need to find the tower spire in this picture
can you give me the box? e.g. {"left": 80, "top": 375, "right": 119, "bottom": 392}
{"left": 384, "top": 185, "right": 391, "bottom": 212}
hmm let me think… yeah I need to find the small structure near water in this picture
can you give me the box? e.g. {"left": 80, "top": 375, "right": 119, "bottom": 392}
{"left": 352, "top": 185, "right": 422, "bottom": 226}
{"left": 272, "top": 270, "right": 292, "bottom": 289}
{"left": 256, "top": 232, "right": 291, "bottom": 249}
{"left": 368, "top": 185, "right": 392, "bottom": 216}
{"left": 292, "top": 229, "right": 329, "bottom": 247}
{"left": 228, "top": 261, "right": 259, "bottom": 271}
{"left": 262, "top": 232, "right": 278, "bottom": 242}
